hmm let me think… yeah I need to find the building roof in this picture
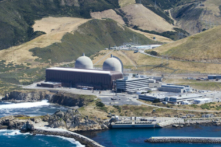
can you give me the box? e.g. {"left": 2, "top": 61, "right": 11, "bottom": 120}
{"left": 170, "top": 94, "right": 202, "bottom": 100}
{"left": 103, "top": 56, "right": 122, "bottom": 72}
{"left": 47, "top": 67, "right": 122, "bottom": 75}
{"left": 75, "top": 54, "right": 93, "bottom": 69}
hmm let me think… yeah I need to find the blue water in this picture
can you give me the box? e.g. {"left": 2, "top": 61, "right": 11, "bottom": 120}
{"left": 1, "top": 101, "right": 221, "bottom": 147}
{"left": 0, "top": 101, "right": 68, "bottom": 118}
{"left": 0, "top": 130, "right": 81, "bottom": 147}
{"left": 80, "top": 126, "right": 221, "bottom": 147}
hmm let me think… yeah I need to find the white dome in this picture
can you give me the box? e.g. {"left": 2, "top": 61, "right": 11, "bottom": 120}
{"left": 103, "top": 56, "right": 122, "bottom": 72}
{"left": 75, "top": 54, "right": 93, "bottom": 69}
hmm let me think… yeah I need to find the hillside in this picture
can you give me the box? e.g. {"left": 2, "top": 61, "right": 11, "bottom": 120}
{"left": 0, "top": 18, "right": 158, "bottom": 91}
{"left": 31, "top": 19, "right": 157, "bottom": 64}
{"left": 153, "top": 25, "right": 221, "bottom": 62}
{"left": 120, "top": 4, "right": 174, "bottom": 33}
{"left": 0, "top": 0, "right": 120, "bottom": 50}
{"left": 170, "top": 0, "right": 221, "bottom": 34}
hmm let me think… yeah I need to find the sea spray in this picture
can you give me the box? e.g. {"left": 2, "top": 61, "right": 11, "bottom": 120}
{"left": 0, "top": 100, "right": 50, "bottom": 109}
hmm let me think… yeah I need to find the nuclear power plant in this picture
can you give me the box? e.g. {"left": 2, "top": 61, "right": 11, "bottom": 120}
{"left": 43, "top": 54, "right": 123, "bottom": 90}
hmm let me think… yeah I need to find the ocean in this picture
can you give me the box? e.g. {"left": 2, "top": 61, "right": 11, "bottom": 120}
{"left": 1, "top": 101, "right": 221, "bottom": 147}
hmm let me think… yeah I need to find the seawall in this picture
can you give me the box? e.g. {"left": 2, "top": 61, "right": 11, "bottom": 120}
{"left": 33, "top": 128, "right": 104, "bottom": 147}
{"left": 145, "top": 137, "right": 221, "bottom": 144}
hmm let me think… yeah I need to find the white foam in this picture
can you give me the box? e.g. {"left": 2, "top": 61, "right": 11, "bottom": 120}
{"left": 0, "top": 100, "right": 50, "bottom": 110}
{"left": 53, "top": 136, "right": 85, "bottom": 147}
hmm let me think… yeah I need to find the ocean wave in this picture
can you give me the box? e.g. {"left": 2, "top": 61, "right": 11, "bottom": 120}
{"left": 36, "top": 134, "right": 85, "bottom": 147}
{"left": 0, "top": 100, "right": 50, "bottom": 110}
{"left": 0, "top": 130, "right": 29, "bottom": 136}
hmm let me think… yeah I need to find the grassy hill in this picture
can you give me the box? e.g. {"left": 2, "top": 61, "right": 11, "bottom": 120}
{"left": 30, "top": 19, "right": 158, "bottom": 64}
{"left": 0, "top": 0, "right": 120, "bottom": 50}
{"left": 153, "top": 25, "right": 221, "bottom": 62}
{"left": 0, "top": 18, "right": 157, "bottom": 92}
{"left": 170, "top": 0, "right": 221, "bottom": 34}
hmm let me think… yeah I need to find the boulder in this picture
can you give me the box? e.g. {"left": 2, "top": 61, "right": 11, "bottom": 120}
{"left": 21, "top": 121, "right": 34, "bottom": 132}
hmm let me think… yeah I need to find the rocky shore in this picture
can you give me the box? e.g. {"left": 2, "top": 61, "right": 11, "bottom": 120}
{"left": 0, "top": 108, "right": 109, "bottom": 147}
{"left": 145, "top": 137, "right": 221, "bottom": 144}
{"left": 2, "top": 90, "right": 95, "bottom": 107}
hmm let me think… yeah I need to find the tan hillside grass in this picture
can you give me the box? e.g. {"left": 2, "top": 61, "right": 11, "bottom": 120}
{"left": 118, "top": 0, "right": 136, "bottom": 7}
{"left": 0, "top": 17, "right": 90, "bottom": 65}
{"left": 119, "top": 51, "right": 221, "bottom": 74}
{"left": 92, "top": 50, "right": 137, "bottom": 68}
{"left": 91, "top": 9, "right": 125, "bottom": 25}
{"left": 172, "top": 0, "right": 221, "bottom": 35}
{"left": 121, "top": 4, "right": 174, "bottom": 33}
{"left": 153, "top": 25, "right": 221, "bottom": 61}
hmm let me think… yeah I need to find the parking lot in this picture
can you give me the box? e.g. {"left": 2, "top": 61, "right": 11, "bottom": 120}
{"left": 99, "top": 95, "right": 140, "bottom": 106}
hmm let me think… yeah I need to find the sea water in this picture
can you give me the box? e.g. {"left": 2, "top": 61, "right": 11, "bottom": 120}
{"left": 0, "top": 101, "right": 83, "bottom": 147}
{"left": 0, "top": 130, "right": 83, "bottom": 147}
{"left": 0, "top": 100, "right": 68, "bottom": 118}
{"left": 80, "top": 126, "right": 221, "bottom": 147}
{"left": 1, "top": 101, "right": 221, "bottom": 147}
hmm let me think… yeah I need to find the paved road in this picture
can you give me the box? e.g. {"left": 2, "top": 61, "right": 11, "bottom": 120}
{"left": 23, "top": 83, "right": 221, "bottom": 112}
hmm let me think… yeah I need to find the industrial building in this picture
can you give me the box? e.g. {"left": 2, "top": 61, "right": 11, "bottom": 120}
{"left": 193, "top": 98, "right": 212, "bottom": 104}
{"left": 165, "top": 94, "right": 202, "bottom": 104}
{"left": 44, "top": 54, "right": 123, "bottom": 90}
{"left": 139, "top": 93, "right": 166, "bottom": 102}
{"left": 115, "top": 75, "right": 149, "bottom": 92}
{"left": 208, "top": 75, "right": 221, "bottom": 80}
{"left": 158, "top": 84, "right": 192, "bottom": 93}
{"left": 115, "top": 74, "right": 161, "bottom": 92}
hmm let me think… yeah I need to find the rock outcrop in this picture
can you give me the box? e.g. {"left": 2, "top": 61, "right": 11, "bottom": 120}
{"left": 2, "top": 90, "right": 95, "bottom": 107}
{"left": 49, "top": 109, "right": 110, "bottom": 131}
{"left": 0, "top": 116, "right": 26, "bottom": 129}
{"left": 3, "top": 91, "right": 50, "bottom": 102}
{"left": 21, "top": 121, "right": 35, "bottom": 132}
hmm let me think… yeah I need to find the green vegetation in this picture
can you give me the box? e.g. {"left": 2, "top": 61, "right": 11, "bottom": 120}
{"left": 96, "top": 101, "right": 105, "bottom": 107}
{"left": 190, "top": 104, "right": 198, "bottom": 109}
{"left": 133, "top": 25, "right": 189, "bottom": 40}
{"left": 0, "top": 0, "right": 120, "bottom": 50}
{"left": 31, "top": 19, "right": 157, "bottom": 63}
{"left": 171, "top": 3, "right": 203, "bottom": 20}
{"left": 145, "top": 50, "right": 159, "bottom": 56}
{"left": 96, "top": 101, "right": 108, "bottom": 112}
{"left": 113, "top": 105, "right": 122, "bottom": 113}
{"left": 138, "top": 0, "right": 205, "bottom": 10}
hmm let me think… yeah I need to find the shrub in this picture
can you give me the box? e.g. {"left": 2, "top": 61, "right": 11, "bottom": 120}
{"left": 96, "top": 101, "right": 105, "bottom": 107}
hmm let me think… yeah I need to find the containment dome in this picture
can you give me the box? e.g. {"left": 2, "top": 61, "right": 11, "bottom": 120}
{"left": 103, "top": 55, "right": 122, "bottom": 72}
{"left": 75, "top": 53, "right": 93, "bottom": 69}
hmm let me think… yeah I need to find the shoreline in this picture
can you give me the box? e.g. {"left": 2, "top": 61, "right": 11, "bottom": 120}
{"left": 31, "top": 127, "right": 104, "bottom": 147}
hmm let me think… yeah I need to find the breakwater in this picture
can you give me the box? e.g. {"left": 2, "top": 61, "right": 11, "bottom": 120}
{"left": 145, "top": 137, "right": 221, "bottom": 144}
{"left": 33, "top": 128, "right": 104, "bottom": 147}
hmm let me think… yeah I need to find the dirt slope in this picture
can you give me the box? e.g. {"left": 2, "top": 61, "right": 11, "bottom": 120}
{"left": 121, "top": 4, "right": 175, "bottom": 33}
{"left": 91, "top": 9, "right": 125, "bottom": 25}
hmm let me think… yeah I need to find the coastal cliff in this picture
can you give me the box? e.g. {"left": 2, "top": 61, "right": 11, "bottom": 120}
{"left": 48, "top": 109, "right": 110, "bottom": 131}
{"left": 0, "top": 109, "right": 110, "bottom": 132}
{"left": 2, "top": 90, "right": 95, "bottom": 107}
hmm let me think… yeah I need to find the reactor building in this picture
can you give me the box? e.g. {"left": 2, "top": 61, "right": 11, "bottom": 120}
{"left": 44, "top": 54, "right": 123, "bottom": 90}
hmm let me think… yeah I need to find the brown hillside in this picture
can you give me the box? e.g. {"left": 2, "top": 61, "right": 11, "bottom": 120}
{"left": 121, "top": 4, "right": 175, "bottom": 33}
{"left": 154, "top": 25, "right": 221, "bottom": 62}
